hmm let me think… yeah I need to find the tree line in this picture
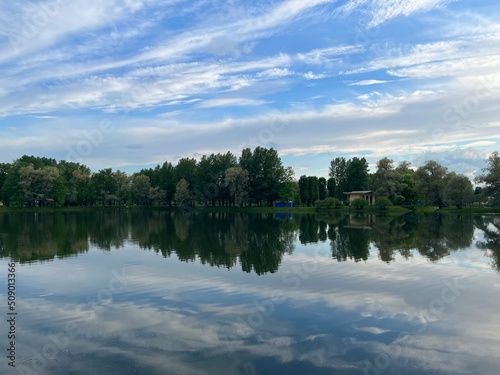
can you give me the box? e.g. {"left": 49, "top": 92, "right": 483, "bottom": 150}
{"left": 0, "top": 149, "right": 498, "bottom": 208}
{"left": 297, "top": 152, "right": 499, "bottom": 209}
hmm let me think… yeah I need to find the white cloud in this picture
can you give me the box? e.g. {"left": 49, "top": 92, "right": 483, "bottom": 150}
{"left": 349, "top": 79, "right": 388, "bottom": 86}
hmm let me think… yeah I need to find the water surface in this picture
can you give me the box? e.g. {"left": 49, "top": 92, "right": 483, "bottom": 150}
{"left": 1, "top": 211, "right": 499, "bottom": 374}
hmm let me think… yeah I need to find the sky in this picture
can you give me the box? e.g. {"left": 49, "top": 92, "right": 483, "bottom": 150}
{"left": 0, "top": 0, "right": 499, "bottom": 178}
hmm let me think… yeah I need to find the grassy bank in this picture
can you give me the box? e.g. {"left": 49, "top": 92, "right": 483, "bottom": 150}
{"left": 1, "top": 205, "right": 499, "bottom": 215}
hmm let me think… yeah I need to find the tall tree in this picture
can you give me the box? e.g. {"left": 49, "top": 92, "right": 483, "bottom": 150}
{"left": 372, "top": 157, "right": 397, "bottom": 201}
{"left": 225, "top": 166, "right": 249, "bottom": 206}
{"left": 444, "top": 172, "right": 473, "bottom": 209}
{"left": 395, "top": 161, "right": 418, "bottom": 204}
{"left": 318, "top": 177, "right": 327, "bottom": 200}
{"left": 329, "top": 157, "right": 348, "bottom": 199}
{"left": 307, "top": 176, "right": 319, "bottom": 206}
{"left": 239, "top": 147, "right": 285, "bottom": 206}
{"left": 91, "top": 168, "right": 118, "bottom": 206}
{"left": 327, "top": 177, "right": 336, "bottom": 198}
{"left": 475, "top": 151, "right": 500, "bottom": 206}
{"left": 415, "top": 161, "right": 448, "bottom": 208}
{"left": 345, "top": 157, "right": 370, "bottom": 192}
{"left": 298, "top": 175, "right": 310, "bottom": 206}
{"left": 131, "top": 174, "right": 151, "bottom": 205}
{"left": 174, "top": 178, "right": 192, "bottom": 207}
{"left": 278, "top": 167, "right": 298, "bottom": 203}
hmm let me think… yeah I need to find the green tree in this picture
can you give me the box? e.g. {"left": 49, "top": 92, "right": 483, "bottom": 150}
{"left": 327, "top": 177, "right": 336, "bottom": 198}
{"left": 239, "top": 147, "right": 285, "bottom": 206}
{"left": 372, "top": 157, "right": 401, "bottom": 201}
{"left": 415, "top": 161, "right": 448, "bottom": 208}
{"left": 225, "top": 166, "right": 249, "bottom": 206}
{"left": 396, "top": 161, "right": 419, "bottom": 204}
{"left": 345, "top": 157, "right": 370, "bottom": 192}
{"left": 329, "top": 157, "right": 348, "bottom": 199}
{"left": 131, "top": 174, "right": 151, "bottom": 205}
{"left": 307, "top": 176, "right": 319, "bottom": 206}
{"left": 298, "top": 175, "right": 310, "bottom": 206}
{"left": 90, "top": 168, "right": 118, "bottom": 206}
{"left": 475, "top": 151, "right": 500, "bottom": 206}
{"left": 278, "top": 167, "right": 298, "bottom": 202}
{"left": 114, "top": 171, "right": 130, "bottom": 206}
{"left": 174, "top": 178, "right": 192, "bottom": 207}
{"left": 444, "top": 173, "right": 473, "bottom": 209}
{"left": 318, "top": 177, "right": 327, "bottom": 200}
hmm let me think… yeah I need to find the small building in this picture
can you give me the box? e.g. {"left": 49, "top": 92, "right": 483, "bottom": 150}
{"left": 344, "top": 191, "right": 376, "bottom": 206}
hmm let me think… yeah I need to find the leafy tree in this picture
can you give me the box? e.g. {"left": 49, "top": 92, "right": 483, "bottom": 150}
{"left": 327, "top": 177, "right": 336, "bottom": 198}
{"left": 131, "top": 174, "right": 151, "bottom": 205}
{"left": 175, "top": 158, "right": 197, "bottom": 197}
{"left": 345, "top": 157, "right": 370, "bottom": 192}
{"left": 160, "top": 161, "right": 176, "bottom": 206}
{"left": 372, "top": 157, "right": 400, "bottom": 201}
{"left": 114, "top": 171, "right": 130, "bottom": 206}
{"left": 278, "top": 167, "right": 297, "bottom": 202}
{"left": 329, "top": 157, "right": 348, "bottom": 199}
{"left": 0, "top": 163, "right": 9, "bottom": 200}
{"left": 174, "top": 178, "right": 192, "bottom": 207}
{"left": 415, "top": 161, "right": 448, "bottom": 208}
{"left": 318, "top": 177, "right": 327, "bottom": 200}
{"left": 475, "top": 151, "right": 500, "bottom": 206}
{"left": 225, "top": 166, "right": 249, "bottom": 206}
{"left": 444, "top": 173, "right": 473, "bottom": 209}
{"left": 91, "top": 168, "right": 118, "bottom": 206}
{"left": 298, "top": 175, "right": 310, "bottom": 206}
{"left": 239, "top": 147, "right": 285, "bottom": 206}
{"left": 307, "top": 176, "right": 319, "bottom": 206}
{"left": 394, "top": 161, "right": 418, "bottom": 203}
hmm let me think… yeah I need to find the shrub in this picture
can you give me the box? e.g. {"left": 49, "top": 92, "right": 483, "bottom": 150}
{"left": 375, "top": 197, "right": 392, "bottom": 210}
{"left": 351, "top": 198, "right": 368, "bottom": 210}
{"left": 316, "top": 197, "right": 342, "bottom": 210}
{"left": 394, "top": 195, "right": 405, "bottom": 206}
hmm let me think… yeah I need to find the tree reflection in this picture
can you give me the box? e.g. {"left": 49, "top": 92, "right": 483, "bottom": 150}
{"left": 476, "top": 217, "right": 500, "bottom": 272}
{"left": 0, "top": 210, "right": 488, "bottom": 272}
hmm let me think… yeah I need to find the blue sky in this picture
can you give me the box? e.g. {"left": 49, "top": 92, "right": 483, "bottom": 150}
{"left": 0, "top": 0, "right": 499, "bottom": 178}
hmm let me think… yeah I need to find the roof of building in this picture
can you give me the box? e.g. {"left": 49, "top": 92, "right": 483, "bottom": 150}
{"left": 343, "top": 191, "right": 373, "bottom": 194}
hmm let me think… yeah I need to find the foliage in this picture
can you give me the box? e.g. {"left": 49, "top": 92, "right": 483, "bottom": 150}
{"left": 329, "top": 157, "right": 369, "bottom": 199}
{"left": 475, "top": 151, "right": 500, "bottom": 206}
{"left": 415, "top": 160, "right": 448, "bottom": 209}
{"left": 318, "top": 177, "right": 327, "bottom": 200}
{"left": 174, "top": 179, "right": 192, "bottom": 206}
{"left": 225, "top": 166, "right": 249, "bottom": 206}
{"left": 315, "top": 197, "right": 342, "bottom": 210}
{"left": 444, "top": 172, "right": 474, "bottom": 209}
{"left": 375, "top": 197, "right": 392, "bottom": 210}
{"left": 394, "top": 195, "right": 405, "bottom": 206}
{"left": 351, "top": 198, "right": 368, "bottom": 210}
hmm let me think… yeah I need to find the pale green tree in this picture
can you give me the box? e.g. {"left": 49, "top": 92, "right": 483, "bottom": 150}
{"left": 225, "top": 166, "right": 249, "bottom": 206}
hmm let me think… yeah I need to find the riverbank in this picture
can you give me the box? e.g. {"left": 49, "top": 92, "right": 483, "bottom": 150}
{"left": 0, "top": 205, "right": 499, "bottom": 215}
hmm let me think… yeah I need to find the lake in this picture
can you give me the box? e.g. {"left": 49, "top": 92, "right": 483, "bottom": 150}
{"left": 1, "top": 210, "right": 500, "bottom": 375}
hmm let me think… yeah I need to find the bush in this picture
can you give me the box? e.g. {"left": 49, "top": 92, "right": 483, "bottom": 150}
{"left": 315, "top": 197, "right": 342, "bottom": 210}
{"left": 375, "top": 197, "right": 392, "bottom": 210}
{"left": 351, "top": 198, "right": 368, "bottom": 210}
{"left": 394, "top": 195, "right": 405, "bottom": 206}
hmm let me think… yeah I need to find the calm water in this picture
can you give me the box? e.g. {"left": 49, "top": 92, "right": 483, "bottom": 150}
{"left": 1, "top": 211, "right": 500, "bottom": 375}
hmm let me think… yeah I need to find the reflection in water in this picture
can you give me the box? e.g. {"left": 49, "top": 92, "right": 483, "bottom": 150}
{"left": 476, "top": 216, "right": 500, "bottom": 272}
{"left": 0, "top": 210, "right": 498, "bottom": 273}
{"left": 1, "top": 211, "right": 500, "bottom": 375}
